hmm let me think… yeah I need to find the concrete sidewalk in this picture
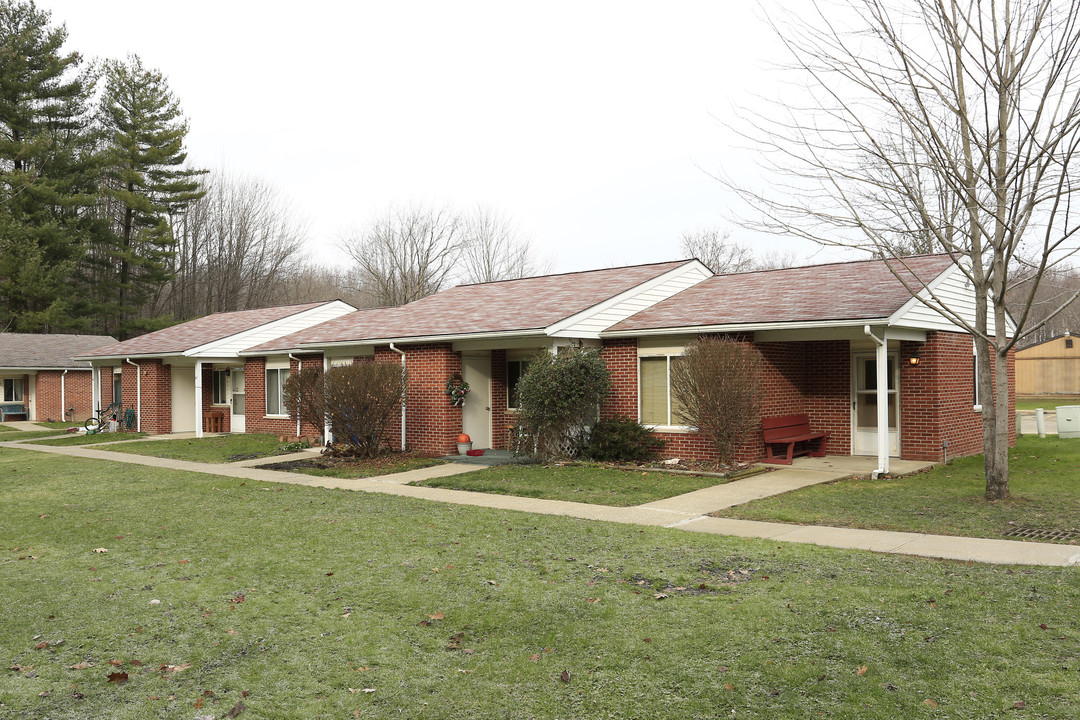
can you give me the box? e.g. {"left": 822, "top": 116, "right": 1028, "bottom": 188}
{"left": 3, "top": 438, "right": 1078, "bottom": 567}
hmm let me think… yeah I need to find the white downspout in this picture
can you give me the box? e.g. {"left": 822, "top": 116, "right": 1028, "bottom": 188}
{"left": 60, "top": 369, "right": 68, "bottom": 423}
{"left": 125, "top": 358, "right": 141, "bottom": 433}
{"left": 322, "top": 355, "right": 331, "bottom": 446}
{"left": 91, "top": 364, "right": 101, "bottom": 419}
{"left": 289, "top": 353, "right": 301, "bottom": 438}
{"left": 389, "top": 343, "right": 406, "bottom": 450}
{"left": 195, "top": 360, "right": 204, "bottom": 438}
{"left": 863, "top": 325, "right": 890, "bottom": 478}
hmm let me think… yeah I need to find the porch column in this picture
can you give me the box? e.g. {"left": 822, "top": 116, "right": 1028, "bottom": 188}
{"left": 91, "top": 364, "right": 101, "bottom": 416}
{"left": 875, "top": 333, "right": 890, "bottom": 476}
{"left": 195, "top": 361, "right": 203, "bottom": 438}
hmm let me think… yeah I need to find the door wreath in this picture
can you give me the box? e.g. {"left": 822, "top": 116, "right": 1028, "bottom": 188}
{"left": 446, "top": 373, "right": 470, "bottom": 406}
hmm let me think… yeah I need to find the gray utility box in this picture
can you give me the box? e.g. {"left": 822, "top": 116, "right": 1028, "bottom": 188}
{"left": 1057, "top": 406, "right": 1080, "bottom": 439}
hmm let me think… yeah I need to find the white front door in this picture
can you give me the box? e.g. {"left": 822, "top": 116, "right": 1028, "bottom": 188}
{"left": 231, "top": 369, "right": 246, "bottom": 434}
{"left": 461, "top": 354, "right": 491, "bottom": 449}
{"left": 170, "top": 366, "right": 196, "bottom": 432}
{"left": 852, "top": 352, "right": 899, "bottom": 456}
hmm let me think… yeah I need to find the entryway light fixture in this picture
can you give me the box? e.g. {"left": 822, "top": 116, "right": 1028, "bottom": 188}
{"left": 908, "top": 349, "right": 921, "bottom": 366}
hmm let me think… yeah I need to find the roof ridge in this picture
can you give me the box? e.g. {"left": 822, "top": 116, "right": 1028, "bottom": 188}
{"left": 714, "top": 253, "right": 953, "bottom": 278}
{"left": 453, "top": 259, "right": 694, "bottom": 288}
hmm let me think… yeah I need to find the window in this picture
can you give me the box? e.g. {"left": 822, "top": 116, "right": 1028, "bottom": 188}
{"left": 506, "top": 359, "right": 531, "bottom": 409}
{"left": 639, "top": 355, "right": 687, "bottom": 426}
{"left": 112, "top": 371, "right": 122, "bottom": 406}
{"left": 1067, "top": 338, "right": 1074, "bottom": 349}
{"left": 3, "top": 378, "right": 23, "bottom": 403}
{"left": 212, "top": 370, "right": 229, "bottom": 405}
{"left": 266, "top": 368, "right": 289, "bottom": 415}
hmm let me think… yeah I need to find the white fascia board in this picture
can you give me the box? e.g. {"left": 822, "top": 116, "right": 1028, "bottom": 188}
{"left": 187, "top": 300, "right": 356, "bottom": 358}
{"left": 0, "top": 366, "right": 84, "bottom": 372}
{"left": 602, "top": 318, "right": 892, "bottom": 339}
{"left": 544, "top": 260, "right": 712, "bottom": 337}
{"left": 76, "top": 352, "right": 185, "bottom": 363}
{"left": 296, "top": 330, "right": 549, "bottom": 351}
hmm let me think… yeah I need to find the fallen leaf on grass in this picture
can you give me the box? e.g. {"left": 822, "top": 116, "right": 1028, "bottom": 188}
{"left": 560, "top": 670, "right": 571, "bottom": 683}
{"left": 70, "top": 662, "right": 91, "bottom": 670}
{"left": 724, "top": 682, "right": 734, "bottom": 691}
{"left": 107, "top": 672, "right": 128, "bottom": 683}
{"left": 224, "top": 700, "right": 247, "bottom": 718}
{"left": 38, "top": 691, "right": 50, "bottom": 697}
{"left": 857, "top": 665, "right": 868, "bottom": 676}
{"left": 34, "top": 641, "right": 48, "bottom": 650}
{"left": 924, "top": 699, "right": 938, "bottom": 708}
{"left": 529, "top": 654, "right": 541, "bottom": 662}
{"left": 428, "top": 613, "right": 444, "bottom": 620}
{"left": 108, "top": 659, "right": 123, "bottom": 666}
{"left": 654, "top": 593, "right": 669, "bottom": 600}
{"left": 159, "top": 663, "right": 191, "bottom": 675}
{"left": 586, "top": 598, "right": 600, "bottom": 603}
{"left": 93, "top": 548, "right": 108, "bottom": 554}
{"left": 1013, "top": 701, "right": 1027, "bottom": 709}
{"left": 1040, "top": 623, "right": 1049, "bottom": 630}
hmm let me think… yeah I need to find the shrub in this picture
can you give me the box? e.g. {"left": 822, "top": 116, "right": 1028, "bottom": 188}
{"left": 323, "top": 363, "right": 404, "bottom": 457}
{"left": 669, "top": 336, "right": 763, "bottom": 465}
{"left": 516, "top": 348, "right": 611, "bottom": 459}
{"left": 585, "top": 417, "right": 665, "bottom": 462}
{"left": 283, "top": 366, "right": 326, "bottom": 436}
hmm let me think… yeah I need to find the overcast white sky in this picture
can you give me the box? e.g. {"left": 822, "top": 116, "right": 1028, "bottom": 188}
{"left": 40, "top": 0, "right": 839, "bottom": 274}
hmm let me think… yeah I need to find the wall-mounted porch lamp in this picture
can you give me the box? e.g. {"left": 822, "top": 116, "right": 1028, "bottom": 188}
{"left": 907, "top": 349, "right": 921, "bottom": 366}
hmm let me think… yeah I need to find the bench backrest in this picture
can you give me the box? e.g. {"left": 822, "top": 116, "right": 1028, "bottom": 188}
{"left": 762, "top": 414, "right": 812, "bottom": 441}
{"left": 0, "top": 403, "right": 26, "bottom": 412}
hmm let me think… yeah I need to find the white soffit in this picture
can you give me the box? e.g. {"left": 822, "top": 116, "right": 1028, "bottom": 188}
{"left": 190, "top": 300, "right": 357, "bottom": 358}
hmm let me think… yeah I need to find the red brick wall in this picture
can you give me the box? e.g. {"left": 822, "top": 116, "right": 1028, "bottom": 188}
{"left": 35, "top": 370, "right": 95, "bottom": 422}
{"left": 490, "top": 349, "right": 510, "bottom": 450}
{"left": 600, "top": 339, "right": 637, "bottom": 419}
{"left": 396, "top": 343, "right": 461, "bottom": 456}
{"left": 124, "top": 360, "right": 172, "bottom": 434}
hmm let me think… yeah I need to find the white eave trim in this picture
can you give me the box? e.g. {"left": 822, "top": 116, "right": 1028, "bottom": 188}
{"left": 75, "top": 351, "right": 187, "bottom": 363}
{"left": 284, "top": 329, "right": 552, "bottom": 353}
{"left": 601, "top": 318, "right": 895, "bottom": 338}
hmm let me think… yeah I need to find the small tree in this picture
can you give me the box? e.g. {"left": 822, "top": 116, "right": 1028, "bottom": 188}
{"left": 323, "top": 363, "right": 404, "bottom": 457}
{"left": 669, "top": 336, "right": 763, "bottom": 465}
{"left": 516, "top": 348, "right": 611, "bottom": 459}
{"left": 283, "top": 366, "right": 326, "bottom": 437}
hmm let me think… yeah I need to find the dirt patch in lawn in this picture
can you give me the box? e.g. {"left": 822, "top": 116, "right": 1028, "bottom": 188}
{"left": 259, "top": 451, "right": 444, "bottom": 478}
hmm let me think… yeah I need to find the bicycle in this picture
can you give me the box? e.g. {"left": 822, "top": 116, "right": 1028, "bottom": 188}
{"left": 85, "top": 400, "right": 123, "bottom": 433}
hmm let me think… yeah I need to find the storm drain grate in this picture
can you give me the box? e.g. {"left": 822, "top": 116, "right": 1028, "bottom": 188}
{"left": 1002, "top": 526, "right": 1079, "bottom": 541}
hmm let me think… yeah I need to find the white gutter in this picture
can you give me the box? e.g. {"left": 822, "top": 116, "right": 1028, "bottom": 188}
{"left": 863, "top": 325, "right": 890, "bottom": 478}
{"left": 291, "top": 330, "right": 550, "bottom": 353}
{"left": 389, "top": 343, "right": 406, "bottom": 450}
{"left": 194, "top": 360, "right": 204, "bottom": 438}
{"left": 125, "top": 358, "right": 141, "bottom": 432}
{"left": 60, "top": 369, "right": 67, "bottom": 423}
{"left": 289, "top": 353, "right": 301, "bottom": 437}
{"left": 603, "top": 318, "right": 892, "bottom": 339}
{"left": 322, "top": 355, "right": 331, "bottom": 446}
{"left": 91, "top": 365, "right": 101, "bottom": 420}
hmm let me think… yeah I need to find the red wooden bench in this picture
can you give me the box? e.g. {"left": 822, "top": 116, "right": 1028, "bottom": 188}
{"left": 762, "top": 414, "right": 831, "bottom": 465}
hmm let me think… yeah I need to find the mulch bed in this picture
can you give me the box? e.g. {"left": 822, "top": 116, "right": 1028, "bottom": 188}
{"left": 259, "top": 450, "right": 435, "bottom": 473}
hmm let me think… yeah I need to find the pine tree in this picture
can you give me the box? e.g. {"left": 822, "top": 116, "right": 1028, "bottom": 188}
{"left": 98, "top": 54, "right": 205, "bottom": 338}
{"left": 0, "top": 0, "right": 100, "bottom": 332}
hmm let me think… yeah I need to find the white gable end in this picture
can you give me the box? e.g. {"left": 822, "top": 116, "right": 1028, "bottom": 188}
{"left": 889, "top": 263, "right": 1014, "bottom": 334}
{"left": 189, "top": 301, "right": 357, "bottom": 358}
{"left": 548, "top": 261, "right": 712, "bottom": 337}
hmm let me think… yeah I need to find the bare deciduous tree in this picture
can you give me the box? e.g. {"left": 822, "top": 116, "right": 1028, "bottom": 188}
{"left": 726, "top": 0, "right": 1080, "bottom": 499}
{"left": 341, "top": 205, "right": 465, "bottom": 307}
{"left": 459, "top": 208, "right": 551, "bottom": 284}
{"left": 680, "top": 227, "right": 801, "bottom": 273}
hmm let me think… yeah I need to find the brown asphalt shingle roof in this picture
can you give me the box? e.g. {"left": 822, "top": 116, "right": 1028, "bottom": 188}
{"left": 79, "top": 302, "right": 331, "bottom": 358}
{"left": 606, "top": 255, "right": 956, "bottom": 332}
{"left": 243, "top": 260, "right": 693, "bottom": 352}
{"left": 0, "top": 333, "right": 118, "bottom": 369}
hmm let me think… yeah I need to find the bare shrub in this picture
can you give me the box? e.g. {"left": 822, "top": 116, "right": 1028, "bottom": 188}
{"left": 283, "top": 366, "right": 326, "bottom": 438}
{"left": 669, "top": 336, "right": 763, "bottom": 465}
{"left": 323, "top": 363, "right": 404, "bottom": 457}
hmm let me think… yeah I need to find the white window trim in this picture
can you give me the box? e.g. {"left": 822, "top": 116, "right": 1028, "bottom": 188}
{"left": 265, "top": 366, "right": 289, "bottom": 417}
{"left": 211, "top": 369, "right": 230, "bottom": 407}
{"left": 637, "top": 352, "right": 694, "bottom": 431}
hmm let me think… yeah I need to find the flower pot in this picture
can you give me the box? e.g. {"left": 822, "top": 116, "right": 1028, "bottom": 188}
{"left": 457, "top": 441, "right": 473, "bottom": 455}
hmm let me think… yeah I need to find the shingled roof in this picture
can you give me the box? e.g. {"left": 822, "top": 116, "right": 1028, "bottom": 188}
{"left": 79, "top": 302, "right": 332, "bottom": 358}
{"left": 605, "top": 255, "right": 956, "bottom": 333}
{"left": 243, "top": 260, "right": 695, "bottom": 352}
{"left": 0, "top": 333, "right": 118, "bottom": 369}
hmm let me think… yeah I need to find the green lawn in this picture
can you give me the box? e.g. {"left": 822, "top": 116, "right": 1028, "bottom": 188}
{"left": 261, "top": 453, "right": 445, "bottom": 479}
{"left": 0, "top": 448, "right": 1077, "bottom": 719}
{"left": 1016, "top": 395, "right": 1080, "bottom": 411}
{"left": 102, "top": 433, "right": 294, "bottom": 463}
{"left": 0, "top": 429, "right": 79, "bottom": 441}
{"left": 414, "top": 462, "right": 735, "bottom": 507}
{"left": 27, "top": 432, "right": 148, "bottom": 446}
{"left": 0, "top": 423, "right": 19, "bottom": 432}
{"left": 32, "top": 421, "right": 85, "bottom": 430}
{"left": 715, "top": 436, "right": 1080, "bottom": 542}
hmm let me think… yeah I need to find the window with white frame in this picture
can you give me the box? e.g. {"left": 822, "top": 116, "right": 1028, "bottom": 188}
{"left": 3, "top": 378, "right": 24, "bottom": 403}
{"left": 639, "top": 355, "right": 688, "bottom": 426}
{"left": 212, "top": 370, "right": 229, "bottom": 405}
{"left": 266, "top": 367, "right": 289, "bottom": 415}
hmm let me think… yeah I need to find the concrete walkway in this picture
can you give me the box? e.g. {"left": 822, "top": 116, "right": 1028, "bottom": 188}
{"left": 2, "top": 437, "right": 1077, "bottom": 567}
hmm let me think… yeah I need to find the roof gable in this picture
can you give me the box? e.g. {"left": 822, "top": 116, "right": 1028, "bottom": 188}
{"left": 605, "top": 255, "right": 957, "bottom": 334}
{"left": 79, "top": 302, "right": 351, "bottom": 360}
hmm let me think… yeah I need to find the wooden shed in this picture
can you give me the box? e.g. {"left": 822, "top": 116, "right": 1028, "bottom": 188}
{"left": 1016, "top": 334, "right": 1080, "bottom": 395}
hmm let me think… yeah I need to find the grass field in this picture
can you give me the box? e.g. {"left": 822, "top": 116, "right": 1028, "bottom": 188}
{"left": 715, "top": 436, "right": 1080, "bottom": 542}
{"left": 1, "top": 447, "right": 1077, "bottom": 719}
{"left": 102, "top": 433, "right": 295, "bottom": 463}
{"left": 1016, "top": 395, "right": 1080, "bottom": 411}
{"left": 413, "top": 462, "right": 732, "bottom": 506}
{"left": 27, "top": 432, "right": 148, "bottom": 446}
